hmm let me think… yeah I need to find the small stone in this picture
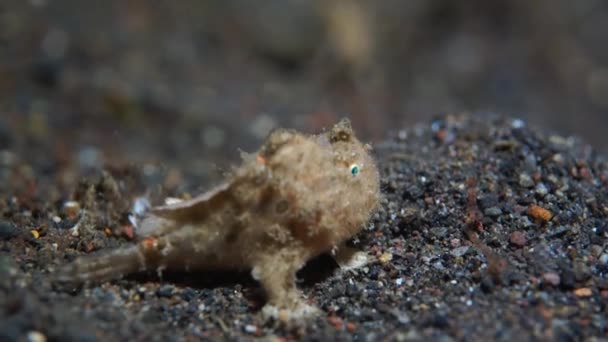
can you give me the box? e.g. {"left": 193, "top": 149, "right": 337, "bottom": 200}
{"left": 27, "top": 331, "right": 46, "bottom": 342}
{"left": 519, "top": 173, "right": 534, "bottom": 188}
{"left": 156, "top": 285, "right": 174, "bottom": 298}
{"left": 244, "top": 324, "right": 258, "bottom": 334}
{"left": 599, "top": 254, "right": 608, "bottom": 265}
{"left": 573, "top": 263, "right": 591, "bottom": 282}
{"left": 524, "top": 154, "right": 537, "bottom": 171}
{"left": 589, "top": 245, "right": 603, "bottom": 258}
{"left": 527, "top": 205, "right": 552, "bottom": 223}
{"left": 574, "top": 288, "right": 592, "bottom": 298}
{"left": 535, "top": 183, "right": 549, "bottom": 197}
{"left": 0, "top": 221, "right": 19, "bottom": 240}
{"left": 450, "top": 238, "right": 461, "bottom": 248}
{"left": 478, "top": 195, "right": 498, "bottom": 210}
{"left": 484, "top": 207, "right": 503, "bottom": 217}
{"left": 30, "top": 230, "right": 40, "bottom": 239}
{"left": 547, "top": 225, "right": 569, "bottom": 238}
{"left": 379, "top": 252, "right": 393, "bottom": 264}
{"left": 430, "top": 227, "right": 448, "bottom": 238}
{"left": 511, "top": 118, "right": 525, "bottom": 129}
{"left": 451, "top": 246, "right": 470, "bottom": 257}
{"left": 390, "top": 308, "right": 411, "bottom": 324}
{"left": 541, "top": 272, "right": 561, "bottom": 286}
{"left": 509, "top": 231, "right": 527, "bottom": 248}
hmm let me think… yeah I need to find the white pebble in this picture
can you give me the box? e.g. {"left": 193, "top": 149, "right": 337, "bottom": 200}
{"left": 27, "top": 331, "right": 46, "bottom": 342}
{"left": 244, "top": 325, "right": 257, "bottom": 334}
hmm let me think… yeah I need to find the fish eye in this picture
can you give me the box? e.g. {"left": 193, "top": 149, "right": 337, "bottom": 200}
{"left": 350, "top": 164, "right": 360, "bottom": 176}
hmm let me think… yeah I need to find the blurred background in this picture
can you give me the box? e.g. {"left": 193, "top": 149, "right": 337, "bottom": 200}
{"left": 1, "top": 0, "right": 607, "bottom": 190}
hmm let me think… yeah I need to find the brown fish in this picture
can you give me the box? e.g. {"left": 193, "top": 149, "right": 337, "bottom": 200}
{"left": 56, "top": 118, "right": 380, "bottom": 319}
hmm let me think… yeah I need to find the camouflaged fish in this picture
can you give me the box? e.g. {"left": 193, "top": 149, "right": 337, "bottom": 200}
{"left": 57, "top": 118, "right": 380, "bottom": 319}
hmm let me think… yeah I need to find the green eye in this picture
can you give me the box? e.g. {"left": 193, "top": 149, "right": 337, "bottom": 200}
{"left": 350, "top": 164, "right": 360, "bottom": 176}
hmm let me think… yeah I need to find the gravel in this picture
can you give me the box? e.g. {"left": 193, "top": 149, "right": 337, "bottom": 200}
{"left": 1, "top": 114, "right": 606, "bottom": 340}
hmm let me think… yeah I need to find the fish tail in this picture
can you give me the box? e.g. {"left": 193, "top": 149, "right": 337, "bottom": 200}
{"left": 55, "top": 245, "right": 144, "bottom": 284}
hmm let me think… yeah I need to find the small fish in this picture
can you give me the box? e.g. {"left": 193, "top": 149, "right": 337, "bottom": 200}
{"left": 56, "top": 118, "right": 380, "bottom": 318}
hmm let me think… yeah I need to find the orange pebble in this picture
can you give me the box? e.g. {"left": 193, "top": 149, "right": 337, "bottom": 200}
{"left": 574, "top": 288, "right": 592, "bottom": 298}
{"left": 527, "top": 205, "right": 552, "bottom": 223}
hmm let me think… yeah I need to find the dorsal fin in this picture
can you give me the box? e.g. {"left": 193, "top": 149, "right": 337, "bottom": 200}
{"left": 151, "top": 181, "right": 233, "bottom": 222}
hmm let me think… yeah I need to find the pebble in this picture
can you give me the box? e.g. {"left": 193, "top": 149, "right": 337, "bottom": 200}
{"left": 0, "top": 220, "right": 19, "bottom": 240}
{"left": 527, "top": 205, "right": 552, "bottom": 223}
{"left": 509, "top": 231, "right": 527, "bottom": 248}
{"left": 541, "top": 272, "right": 561, "bottom": 286}
{"left": 573, "top": 263, "right": 591, "bottom": 282}
{"left": 390, "top": 308, "right": 411, "bottom": 324}
{"left": 451, "top": 246, "right": 470, "bottom": 257}
{"left": 430, "top": 227, "right": 448, "bottom": 238}
{"left": 535, "top": 183, "right": 549, "bottom": 197}
{"left": 27, "top": 331, "right": 46, "bottom": 342}
{"left": 511, "top": 118, "right": 525, "bottom": 129}
{"left": 244, "top": 324, "right": 258, "bottom": 334}
{"left": 157, "top": 285, "right": 174, "bottom": 298}
{"left": 484, "top": 207, "right": 503, "bottom": 217}
{"left": 599, "top": 254, "right": 608, "bottom": 265}
{"left": 574, "top": 288, "right": 592, "bottom": 298}
{"left": 547, "top": 225, "right": 569, "bottom": 238}
{"left": 519, "top": 173, "right": 534, "bottom": 188}
{"left": 524, "top": 154, "right": 537, "bottom": 170}
{"left": 589, "top": 244, "right": 603, "bottom": 258}
{"left": 379, "top": 252, "right": 393, "bottom": 264}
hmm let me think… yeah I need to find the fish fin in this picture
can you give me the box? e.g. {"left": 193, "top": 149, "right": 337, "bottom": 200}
{"left": 150, "top": 182, "right": 232, "bottom": 222}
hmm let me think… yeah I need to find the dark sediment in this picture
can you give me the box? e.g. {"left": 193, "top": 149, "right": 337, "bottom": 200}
{"left": 1, "top": 114, "right": 606, "bottom": 340}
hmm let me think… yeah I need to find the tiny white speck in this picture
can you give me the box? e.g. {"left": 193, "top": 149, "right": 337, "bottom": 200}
{"left": 511, "top": 118, "right": 525, "bottom": 129}
{"left": 395, "top": 278, "right": 403, "bottom": 286}
{"left": 450, "top": 279, "right": 458, "bottom": 285}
